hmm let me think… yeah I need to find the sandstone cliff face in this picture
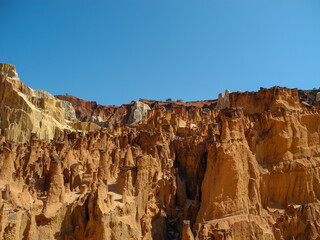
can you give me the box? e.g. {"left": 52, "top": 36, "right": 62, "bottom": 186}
{"left": 0, "top": 63, "right": 19, "bottom": 80}
{"left": 128, "top": 101, "right": 151, "bottom": 124}
{"left": 0, "top": 64, "right": 80, "bottom": 142}
{"left": 55, "top": 95, "right": 217, "bottom": 128}
{"left": 1, "top": 67, "right": 320, "bottom": 239}
{"left": 0, "top": 64, "right": 105, "bottom": 143}
{"left": 55, "top": 94, "right": 131, "bottom": 127}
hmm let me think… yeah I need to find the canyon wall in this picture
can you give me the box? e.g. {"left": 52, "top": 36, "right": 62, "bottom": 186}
{"left": 55, "top": 94, "right": 217, "bottom": 128}
{"left": 1, "top": 64, "right": 320, "bottom": 239}
{"left": 0, "top": 64, "right": 77, "bottom": 142}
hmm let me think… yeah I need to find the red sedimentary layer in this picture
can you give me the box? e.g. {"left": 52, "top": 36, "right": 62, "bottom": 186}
{"left": 56, "top": 94, "right": 218, "bottom": 125}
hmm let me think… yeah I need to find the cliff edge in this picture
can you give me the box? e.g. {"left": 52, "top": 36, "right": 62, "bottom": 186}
{"left": 1, "top": 64, "right": 320, "bottom": 239}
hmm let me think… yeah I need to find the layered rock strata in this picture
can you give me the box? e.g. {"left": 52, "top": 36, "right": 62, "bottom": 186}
{"left": 55, "top": 95, "right": 218, "bottom": 127}
{"left": 1, "top": 65, "right": 320, "bottom": 239}
{"left": 0, "top": 64, "right": 77, "bottom": 142}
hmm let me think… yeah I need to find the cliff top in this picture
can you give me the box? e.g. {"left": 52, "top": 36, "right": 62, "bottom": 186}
{"left": 0, "top": 63, "right": 19, "bottom": 79}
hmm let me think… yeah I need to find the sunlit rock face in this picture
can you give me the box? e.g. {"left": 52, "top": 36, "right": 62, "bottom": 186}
{"left": 0, "top": 64, "right": 78, "bottom": 142}
{"left": 128, "top": 101, "right": 151, "bottom": 124}
{"left": 0, "top": 63, "right": 19, "bottom": 79}
{"left": 1, "top": 66, "right": 320, "bottom": 239}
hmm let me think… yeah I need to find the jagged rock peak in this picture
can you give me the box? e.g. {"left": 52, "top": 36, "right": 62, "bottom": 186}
{"left": 0, "top": 69, "right": 79, "bottom": 142}
{"left": 0, "top": 63, "right": 19, "bottom": 80}
{"left": 1, "top": 69, "right": 320, "bottom": 239}
{"left": 215, "top": 89, "right": 230, "bottom": 110}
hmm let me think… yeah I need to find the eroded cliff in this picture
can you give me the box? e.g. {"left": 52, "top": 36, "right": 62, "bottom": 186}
{"left": 1, "top": 64, "right": 320, "bottom": 239}
{"left": 0, "top": 64, "right": 78, "bottom": 142}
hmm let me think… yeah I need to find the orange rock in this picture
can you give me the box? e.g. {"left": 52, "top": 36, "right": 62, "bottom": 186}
{"left": 1, "top": 78, "right": 320, "bottom": 239}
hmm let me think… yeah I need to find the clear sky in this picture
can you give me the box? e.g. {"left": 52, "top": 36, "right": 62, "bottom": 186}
{"left": 1, "top": 1, "right": 320, "bottom": 106}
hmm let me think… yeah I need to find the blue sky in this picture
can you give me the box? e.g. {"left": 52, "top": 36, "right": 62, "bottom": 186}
{"left": 1, "top": 1, "right": 320, "bottom": 106}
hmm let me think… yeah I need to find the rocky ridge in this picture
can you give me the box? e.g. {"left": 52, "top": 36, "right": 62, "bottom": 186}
{"left": 55, "top": 95, "right": 217, "bottom": 128}
{"left": 0, "top": 64, "right": 79, "bottom": 143}
{"left": 1, "top": 64, "right": 320, "bottom": 239}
